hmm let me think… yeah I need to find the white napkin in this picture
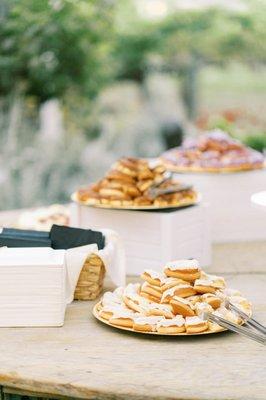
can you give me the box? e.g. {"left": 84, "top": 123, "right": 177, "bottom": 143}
{"left": 65, "top": 229, "right": 126, "bottom": 304}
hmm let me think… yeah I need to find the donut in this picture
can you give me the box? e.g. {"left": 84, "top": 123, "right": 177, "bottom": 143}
{"left": 133, "top": 316, "right": 163, "bottom": 332}
{"left": 141, "top": 270, "right": 165, "bottom": 287}
{"left": 164, "top": 259, "right": 201, "bottom": 282}
{"left": 156, "top": 316, "right": 185, "bottom": 334}
{"left": 161, "top": 284, "right": 196, "bottom": 303}
{"left": 185, "top": 316, "right": 208, "bottom": 333}
{"left": 170, "top": 296, "right": 195, "bottom": 317}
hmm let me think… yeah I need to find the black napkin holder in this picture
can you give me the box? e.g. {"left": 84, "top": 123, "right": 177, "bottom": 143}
{"left": 0, "top": 225, "right": 105, "bottom": 250}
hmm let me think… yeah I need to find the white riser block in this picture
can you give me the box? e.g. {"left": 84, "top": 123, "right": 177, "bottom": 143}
{"left": 71, "top": 203, "right": 211, "bottom": 275}
{"left": 174, "top": 169, "right": 266, "bottom": 243}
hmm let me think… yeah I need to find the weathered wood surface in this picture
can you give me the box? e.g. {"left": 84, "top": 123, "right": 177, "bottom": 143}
{"left": 0, "top": 273, "right": 265, "bottom": 400}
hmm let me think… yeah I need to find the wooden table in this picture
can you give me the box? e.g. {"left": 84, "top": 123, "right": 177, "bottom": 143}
{"left": 0, "top": 272, "right": 265, "bottom": 400}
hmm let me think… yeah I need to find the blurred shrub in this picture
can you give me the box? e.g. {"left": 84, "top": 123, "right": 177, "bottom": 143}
{"left": 0, "top": 0, "right": 115, "bottom": 102}
{"left": 243, "top": 133, "right": 266, "bottom": 152}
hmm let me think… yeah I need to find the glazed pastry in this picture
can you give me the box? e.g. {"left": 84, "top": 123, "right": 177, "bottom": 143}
{"left": 201, "top": 293, "right": 222, "bottom": 309}
{"left": 74, "top": 157, "right": 198, "bottom": 209}
{"left": 194, "top": 301, "right": 213, "bottom": 317}
{"left": 185, "top": 316, "right": 208, "bottom": 333}
{"left": 161, "top": 277, "right": 188, "bottom": 291}
{"left": 161, "top": 129, "right": 265, "bottom": 173}
{"left": 143, "top": 302, "right": 174, "bottom": 319}
{"left": 140, "top": 282, "right": 162, "bottom": 301}
{"left": 133, "top": 316, "right": 163, "bottom": 332}
{"left": 141, "top": 270, "right": 165, "bottom": 287}
{"left": 193, "top": 279, "right": 217, "bottom": 294}
{"left": 99, "top": 304, "right": 129, "bottom": 321}
{"left": 109, "top": 309, "right": 135, "bottom": 328}
{"left": 156, "top": 316, "right": 185, "bottom": 334}
{"left": 200, "top": 272, "right": 226, "bottom": 289}
{"left": 161, "top": 284, "right": 196, "bottom": 303}
{"left": 101, "top": 291, "right": 123, "bottom": 307}
{"left": 164, "top": 259, "right": 201, "bottom": 282}
{"left": 140, "top": 291, "right": 161, "bottom": 303}
{"left": 170, "top": 296, "right": 195, "bottom": 317}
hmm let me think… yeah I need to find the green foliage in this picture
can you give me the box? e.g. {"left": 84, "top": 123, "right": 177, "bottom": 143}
{"left": 243, "top": 133, "right": 266, "bottom": 152}
{"left": 0, "top": 0, "right": 115, "bottom": 102}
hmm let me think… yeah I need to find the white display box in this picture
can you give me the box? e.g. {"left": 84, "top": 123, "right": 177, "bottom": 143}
{"left": 0, "top": 248, "right": 66, "bottom": 327}
{"left": 71, "top": 203, "right": 211, "bottom": 276}
{"left": 174, "top": 169, "right": 266, "bottom": 243}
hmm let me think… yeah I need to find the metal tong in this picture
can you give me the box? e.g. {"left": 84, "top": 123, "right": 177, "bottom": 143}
{"left": 204, "top": 303, "right": 266, "bottom": 345}
{"left": 147, "top": 172, "right": 193, "bottom": 199}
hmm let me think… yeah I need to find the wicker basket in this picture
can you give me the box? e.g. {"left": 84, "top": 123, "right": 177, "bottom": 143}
{"left": 74, "top": 253, "right": 105, "bottom": 300}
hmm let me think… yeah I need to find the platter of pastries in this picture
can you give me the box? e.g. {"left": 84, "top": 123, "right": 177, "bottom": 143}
{"left": 72, "top": 158, "right": 199, "bottom": 210}
{"left": 93, "top": 259, "right": 252, "bottom": 336}
{"left": 161, "top": 130, "right": 265, "bottom": 173}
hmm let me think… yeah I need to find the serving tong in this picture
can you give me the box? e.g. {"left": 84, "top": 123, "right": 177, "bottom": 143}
{"left": 147, "top": 172, "right": 193, "bottom": 199}
{"left": 203, "top": 302, "right": 266, "bottom": 345}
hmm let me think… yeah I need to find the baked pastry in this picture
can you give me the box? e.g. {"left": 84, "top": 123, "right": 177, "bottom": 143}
{"left": 164, "top": 259, "right": 201, "bottom": 282}
{"left": 95, "top": 258, "right": 252, "bottom": 335}
{"left": 161, "top": 284, "right": 196, "bottom": 303}
{"left": 170, "top": 296, "right": 196, "bottom": 317}
{"left": 133, "top": 316, "right": 164, "bottom": 332}
{"left": 156, "top": 316, "right": 185, "bottom": 334}
{"left": 185, "top": 316, "right": 208, "bottom": 333}
{"left": 141, "top": 270, "right": 165, "bottom": 287}
{"left": 161, "top": 129, "right": 265, "bottom": 173}
{"left": 74, "top": 157, "right": 198, "bottom": 208}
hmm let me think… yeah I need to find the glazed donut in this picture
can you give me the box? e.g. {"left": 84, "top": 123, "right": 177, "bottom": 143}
{"left": 170, "top": 296, "right": 195, "bottom": 317}
{"left": 164, "top": 259, "right": 201, "bottom": 282}
{"left": 185, "top": 316, "right": 208, "bottom": 333}
{"left": 156, "top": 316, "right": 185, "bottom": 334}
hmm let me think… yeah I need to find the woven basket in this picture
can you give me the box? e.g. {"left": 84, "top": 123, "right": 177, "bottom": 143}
{"left": 74, "top": 253, "right": 105, "bottom": 300}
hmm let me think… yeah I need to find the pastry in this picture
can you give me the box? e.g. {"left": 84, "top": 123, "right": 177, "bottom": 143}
{"left": 161, "top": 277, "right": 189, "bottom": 291}
{"left": 201, "top": 293, "right": 222, "bottom": 309}
{"left": 170, "top": 296, "right": 195, "bottom": 317}
{"left": 185, "top": 316, "right": 208, "bottom": 333}
{"left": 133, "top": 316, "right": 163, "bottom": 332}
{"left": 161, "top": 284, "right": 196, "bottom": 303}
{"left": 74, "top": 157, "right": 198, "bottom": 209}
{"left": 109, "top": 309, "right": 135, "bottom": 328}
{"left": 164, "top": 259, "right": 201, "bottom": 282}
{"left": 96, "top": 258, "right": 251, "bottom": 335}
{"left": 141, "top": 270, "right": 165, "bottom": 287}
{"left": 143, "top": 302, "right": 174, "bottom": 319}
{"left": 161, "top": 129, "right": 265, "bottom": 173}
{"left": 156, "top": 316, "right": 185, "bottom": 334}
{"left": 140, "top": 282, "right": 162, "bottom": 301}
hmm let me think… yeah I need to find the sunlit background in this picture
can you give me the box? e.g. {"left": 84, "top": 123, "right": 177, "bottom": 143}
{"left": 0, "top": 0, "right": 265, "bottom": 210}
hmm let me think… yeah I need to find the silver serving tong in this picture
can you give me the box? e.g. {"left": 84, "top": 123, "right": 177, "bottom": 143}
{"left": 203, "top": 305, "right": 266, "bottom": 345}
{"left": 146, "top": 172, "right": 193, "bottom": 199}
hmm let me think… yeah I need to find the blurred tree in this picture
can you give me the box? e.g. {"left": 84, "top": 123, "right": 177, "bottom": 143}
{"left": 113, "top": 1, "right": 266, "bottom": 119}
{"left": 0, "top": 0, "right": 115, "bottom": 102}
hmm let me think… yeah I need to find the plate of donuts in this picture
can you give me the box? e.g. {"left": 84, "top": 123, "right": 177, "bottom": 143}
{"left": 93, "top": 259, "right": 251, "bottom": 336}
{"left": 72, "top": 157, "right": 200, "bottom": 210}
